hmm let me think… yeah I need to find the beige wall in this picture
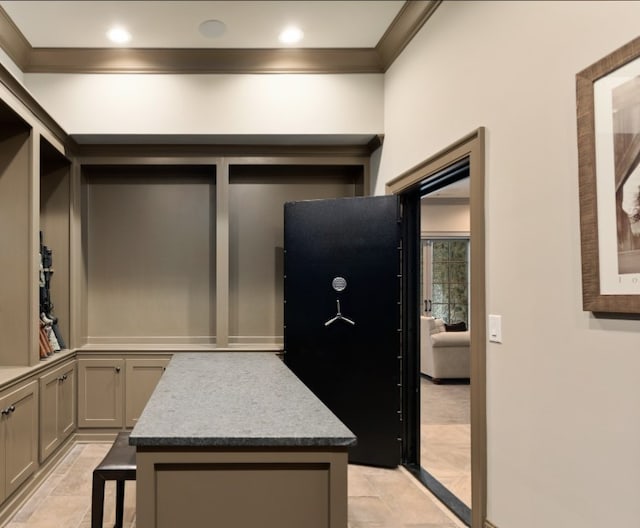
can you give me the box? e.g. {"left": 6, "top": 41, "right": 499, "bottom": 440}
{"left": 5, "top": 1, "right": 640, "bottom": 525}
{"left": 421, "top": 201, "right": 470, "bottom": 236}
{"left": 378, "top": 1, "right": 640, "bottom": 527}
{"left": 23, "top": 73, "right": 384, "bottom": 135}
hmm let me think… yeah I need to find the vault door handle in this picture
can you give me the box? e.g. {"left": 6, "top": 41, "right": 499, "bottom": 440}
{"left": 324, "top": 299, "right": 355, "bottom": 327}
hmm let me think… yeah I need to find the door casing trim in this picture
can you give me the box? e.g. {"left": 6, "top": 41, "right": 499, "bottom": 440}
{"left": 386, "top": 127, "right": 486, "bottom": 528}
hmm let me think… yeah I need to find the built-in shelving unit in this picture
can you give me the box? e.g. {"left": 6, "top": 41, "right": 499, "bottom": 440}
{"left": 75, "top": 157, "right": 367, "bottom": 351}
{"left": 1, "top": 84, "right": 373, "bottom": 365}
{"left": 40, "top": 136, "right": 71, "bottom": 355}
{"left": 227, "top": 163, "right": 363, "bottom": 346}
{"left": 0, "top": 72, "right": 81, "bottom": 525}
{"left": 80, "top": 164, "right": 217, "bottom": 348}
{"left": 0, "top": 100, "right": 32, "bottom": 366}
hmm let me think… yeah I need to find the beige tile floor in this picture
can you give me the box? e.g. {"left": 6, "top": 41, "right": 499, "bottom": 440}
{"left": 3, "top": 441, "right": 466, "bottom": 528}
{"left": 420, "top": 378, "right": 471, "bottom": 508}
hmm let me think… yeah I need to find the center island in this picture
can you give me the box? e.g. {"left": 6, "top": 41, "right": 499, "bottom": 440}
{"left": 129, "top": 352, "right": 356, "bottom": 528}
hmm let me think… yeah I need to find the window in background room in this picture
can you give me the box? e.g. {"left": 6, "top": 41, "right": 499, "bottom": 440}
{"left": 423, "top": 238, "right": 469, "bottom": 325}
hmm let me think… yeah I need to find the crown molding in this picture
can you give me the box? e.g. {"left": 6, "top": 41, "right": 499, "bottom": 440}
{"left": 0, "top": 6, "right": 30, "bottom": 69}
{"left": 0, "top": 55, "right": 70, "bottom": 148}
{"left": 25, "top": 47, "right": 382, "bottom": 74}
{"left": 377, "top": 0, "right": 441, "bottom": 70}
{"left": 0, "top": 1, "right": 440, "bottom": 74}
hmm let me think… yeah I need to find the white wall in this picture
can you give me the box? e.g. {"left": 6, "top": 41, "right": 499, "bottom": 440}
{"left": 24, "top": 73, "right": 384, "bottom": 136}
{"left": 421, "top": 201, "right": 470, "bottom": 235}
{"left": 379, "top": 2, "right": 640, "bottom": 527}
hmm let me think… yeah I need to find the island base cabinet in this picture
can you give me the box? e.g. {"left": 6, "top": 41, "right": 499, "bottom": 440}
{"left": 136, "top": 448, "right": 348, "bottom": 528}
{"left": 39, "top": 361, "right": 76, "bottom": 462}
{"left": 0, "top": 381, "right": 38, "bottom": 503}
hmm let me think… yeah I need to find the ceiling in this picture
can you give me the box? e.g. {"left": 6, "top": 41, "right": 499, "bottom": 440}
{"left": 0, "top": 0, "right": 441, "bottom": 73}
{"left": 0, "top": 1, "right": 452, "bottom": 171}
{"left": 0, "top": 1, "right": 403, "bottom": 49}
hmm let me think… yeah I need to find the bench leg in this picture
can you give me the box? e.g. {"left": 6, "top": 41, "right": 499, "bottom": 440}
{"left": 91, "top": 472, "right": 105, "bottom": 528}
{"left": 115, "top": 480, "right": 125, "bottom": 528}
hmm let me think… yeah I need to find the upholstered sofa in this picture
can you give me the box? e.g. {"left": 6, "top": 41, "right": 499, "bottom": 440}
{"left": 420, "top": 316, "right": 470, "bottom": 382}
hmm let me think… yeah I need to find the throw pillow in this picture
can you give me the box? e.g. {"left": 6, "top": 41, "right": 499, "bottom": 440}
{"left": 445, "top": 321, "right": 467, "bottom": 332}
{"left": 430, "top": 318, "right": 446, "bottom": 335}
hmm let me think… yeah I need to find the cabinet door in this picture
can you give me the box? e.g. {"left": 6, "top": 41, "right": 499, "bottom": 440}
{"left": 1, "top": 381, "right": 38, "bottom": 498}
{"left": 0, "top": 406, "right": 3, "bottom": 503}
{"left": 39, "top": 367, "right": 62, "bottom": 462}
{"left": 125, "top": 358, "right": 170, "bottom": 427}
{"left": 59, "top": 363, "right": 76, "bottom": 439}
{"left": 78, "top": 359, "right": 124, "bottom": 428}
{"left": 40, "top": 361, "right": 77, "bottom": 461}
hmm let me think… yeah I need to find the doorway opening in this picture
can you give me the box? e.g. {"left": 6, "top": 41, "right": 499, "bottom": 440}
{"left": 420, "top": 167, "right": 471, "bottom": 523}
{"left": 386, "top": 128, "right": 486, "bottom": 528}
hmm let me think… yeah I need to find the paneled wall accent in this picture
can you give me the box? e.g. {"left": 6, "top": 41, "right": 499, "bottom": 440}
{"left": 228, "top": 164, "right": 361, "bottom": 345}
{"left": 82, "top": 165, "right": 216, "bottom": 345}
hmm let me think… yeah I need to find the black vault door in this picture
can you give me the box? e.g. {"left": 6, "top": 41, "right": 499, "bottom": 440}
{"left": 284, "top": 195, "right": 401, "bottom": 468}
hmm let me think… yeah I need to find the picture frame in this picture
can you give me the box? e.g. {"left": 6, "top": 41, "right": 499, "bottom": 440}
{"left": 577, "top": 36, "right": 640, "bottom": 314}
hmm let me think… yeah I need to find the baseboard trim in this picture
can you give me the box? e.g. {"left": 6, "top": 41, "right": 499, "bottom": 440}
{"left": 0, "top": 434, "right": 76, "bottom": 527}
{"left": 484, "top": 520, "right": 498, "bottom": 528}
{"left": 74, "top": 430, "right": 120, "bottom": 443}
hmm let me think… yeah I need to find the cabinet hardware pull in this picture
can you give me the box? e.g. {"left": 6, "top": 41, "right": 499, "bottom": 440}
{"left": 1, "top": 408, "right": 8, "bottom": 416}
{"left": 9, "top": 405, "right": 15, "bottom": 413}
{"left": 63, "top": 374, "right": 68, "bottom": 381}
{"left": 115, "top": 367, "right": 121, "bottom": 373}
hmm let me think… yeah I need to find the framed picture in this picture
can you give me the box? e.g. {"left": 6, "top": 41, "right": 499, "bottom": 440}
{"left": 577, "top": 36, "right": 640, "bottom": 313}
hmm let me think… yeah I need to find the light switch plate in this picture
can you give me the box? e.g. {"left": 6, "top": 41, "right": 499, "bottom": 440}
{"left": 489, "top": 314, "right": 502, "bottom": 343}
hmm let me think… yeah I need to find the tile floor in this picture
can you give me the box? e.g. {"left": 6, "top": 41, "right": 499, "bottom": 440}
{"left": 420, "top": 378, "right": 471, "bottom": 508}
{"left": 3, "top": 441, "right": 467, "bottom": 528}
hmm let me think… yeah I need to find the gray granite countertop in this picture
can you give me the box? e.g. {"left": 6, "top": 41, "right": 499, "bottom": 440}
{"left": 129, "top": 352, "right": 356, "bottom": 448}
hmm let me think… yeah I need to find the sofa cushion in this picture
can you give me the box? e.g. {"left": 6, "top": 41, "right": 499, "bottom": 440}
{"left": 431, "top": 330, "right": 470, "bottom": 347}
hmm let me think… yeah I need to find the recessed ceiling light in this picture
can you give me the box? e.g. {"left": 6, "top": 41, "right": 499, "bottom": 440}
{"left": 199, "top": 19, "right": 226, "bottom": 39}
{"left": 279, "top": 26, "right": 304, "bottom": 45}
{"left": 107, "top": 26, "right": 131, "bottom": 44}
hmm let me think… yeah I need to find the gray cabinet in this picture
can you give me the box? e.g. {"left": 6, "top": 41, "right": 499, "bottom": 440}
{"left": 0, "top": 381, "right": 38, "bottom": 502}
{"left": 39, "top": 361, "right": 76, "bottom": 462}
